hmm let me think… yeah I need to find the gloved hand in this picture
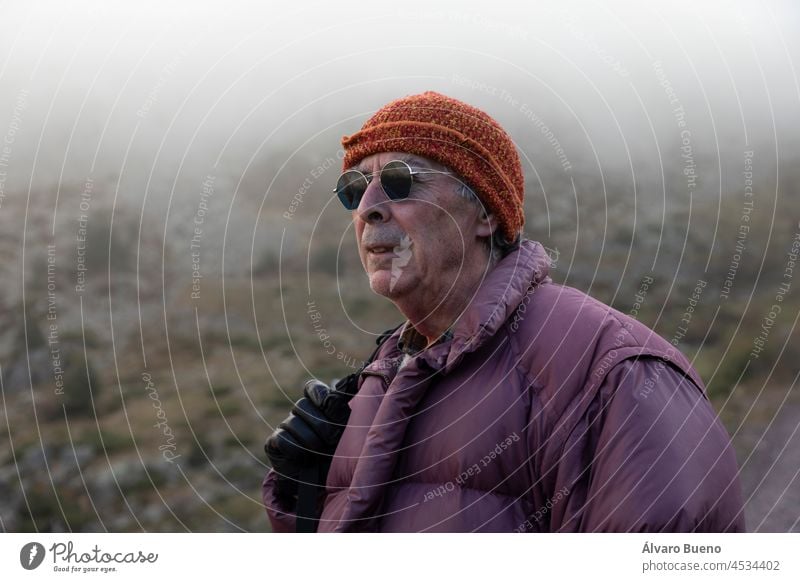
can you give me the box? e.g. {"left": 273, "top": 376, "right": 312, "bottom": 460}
{"left": 265, "top": 379, "right": 354, "bottom": 508}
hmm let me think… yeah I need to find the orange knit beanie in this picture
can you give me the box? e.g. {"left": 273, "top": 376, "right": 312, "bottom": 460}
{"left": 341, "top": 91, "right": 525, "bottom": 242}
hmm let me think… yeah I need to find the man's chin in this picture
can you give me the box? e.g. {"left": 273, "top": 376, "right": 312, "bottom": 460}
{"left": 368, "top": 270, "right": 410, "bottom": 299}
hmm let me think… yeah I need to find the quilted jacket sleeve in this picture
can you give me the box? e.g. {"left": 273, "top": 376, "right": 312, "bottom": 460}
{"left": 262, "top": 469, "right": 298, "bottom": 533}
{"left": 547, "top": 357, "right": 746, "bottom": 532}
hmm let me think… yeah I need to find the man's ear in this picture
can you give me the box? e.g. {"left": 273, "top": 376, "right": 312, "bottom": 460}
{"left": 476, "top": 209, "right": 499, "bottom": 239}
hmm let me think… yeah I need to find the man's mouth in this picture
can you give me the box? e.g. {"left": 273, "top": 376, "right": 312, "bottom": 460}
{"left": 367, "top": 242, "right": 397, "bottom": 256}
{"left": 368, "top": 246, "right": 393, "bottom": 255}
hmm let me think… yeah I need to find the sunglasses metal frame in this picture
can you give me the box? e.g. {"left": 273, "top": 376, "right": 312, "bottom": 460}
{"left": 333, "top": 159, "right": 454, "bottom": 210}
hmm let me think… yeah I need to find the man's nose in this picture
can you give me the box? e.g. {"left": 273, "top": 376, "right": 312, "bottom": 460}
{"left": 355, "top": 176, "right": 390, "bottom": 224}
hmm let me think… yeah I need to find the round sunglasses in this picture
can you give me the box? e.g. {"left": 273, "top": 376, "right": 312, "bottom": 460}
{"left": 333, "top": 160, "right": 453, "bottom": 210}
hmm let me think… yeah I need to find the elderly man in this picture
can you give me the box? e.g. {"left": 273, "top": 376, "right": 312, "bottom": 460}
{"left": 262, "top": 91, "right": 745, "bottom": 532}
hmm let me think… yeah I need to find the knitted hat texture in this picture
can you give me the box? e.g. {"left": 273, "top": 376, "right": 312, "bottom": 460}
{"left": 341, "top": 91, "right": 524, "bottom": 241}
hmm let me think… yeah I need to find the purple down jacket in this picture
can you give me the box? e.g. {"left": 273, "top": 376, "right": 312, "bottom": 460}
{"left": 262, "top": 240, "right": 745, "bottom": 532}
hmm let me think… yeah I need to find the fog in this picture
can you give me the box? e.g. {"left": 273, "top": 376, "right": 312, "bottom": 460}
{"left": 1, "top": 0, "right": 797, "bottom": 208}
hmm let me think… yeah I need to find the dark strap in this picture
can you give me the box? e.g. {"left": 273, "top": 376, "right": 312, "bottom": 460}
{"left": 296, "top": 463, "right": 321, "bottom": 533}
{"left": 334, "top": 324, "right": 403, "bottom": 397}
{"left": 294, "top": 324, "right": 402, "bottom": 533}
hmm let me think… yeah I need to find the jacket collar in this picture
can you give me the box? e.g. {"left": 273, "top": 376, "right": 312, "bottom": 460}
{"left": 377, "top": 239, "right": 552, "bottom": 373}
{"left": 396, "top": 323, "right": 453, "bottom": 356}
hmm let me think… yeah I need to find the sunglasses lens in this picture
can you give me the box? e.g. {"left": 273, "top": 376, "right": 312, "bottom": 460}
{"left": 336, "top": 170, "right": 368, "bottom": 209}
{"left": 380, "top": 160, "right": 413, "bottom": 200}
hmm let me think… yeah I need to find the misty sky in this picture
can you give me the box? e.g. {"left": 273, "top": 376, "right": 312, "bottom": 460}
{"left": 0, "top": 0, "right": 797, "bottom": 213}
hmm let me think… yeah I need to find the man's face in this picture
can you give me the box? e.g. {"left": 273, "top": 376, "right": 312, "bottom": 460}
{"left": 349, "top": 152, "right": 490, "bottom": 303}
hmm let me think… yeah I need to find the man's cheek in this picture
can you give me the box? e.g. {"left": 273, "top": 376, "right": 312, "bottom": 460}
{"left": 354, "top": 247, "right": 367, "bottom": 272}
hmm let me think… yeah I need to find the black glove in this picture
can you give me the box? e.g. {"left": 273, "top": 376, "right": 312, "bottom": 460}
{"left": 265, "top": 379, "right": 354, "bottom": 507}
